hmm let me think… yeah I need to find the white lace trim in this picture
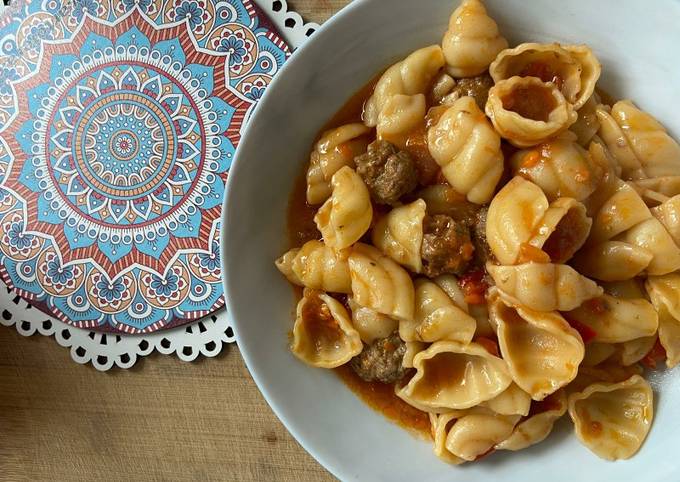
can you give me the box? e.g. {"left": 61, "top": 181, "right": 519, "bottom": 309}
{"left": 0, "top": 0, "right": 315, "bottom": 371}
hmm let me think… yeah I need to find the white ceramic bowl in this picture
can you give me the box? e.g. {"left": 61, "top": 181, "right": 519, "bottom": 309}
{"left": 222, "top": 0, "right": 680, "bottom": 480}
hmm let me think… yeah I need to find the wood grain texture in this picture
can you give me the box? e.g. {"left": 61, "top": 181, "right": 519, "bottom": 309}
{"left": 0, "top": 2, "right": 351, "bottom": 481}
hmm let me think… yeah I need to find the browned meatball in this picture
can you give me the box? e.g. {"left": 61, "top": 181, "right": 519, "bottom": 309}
{"left": 421, "top": 214, "right": 475, "bottom": 278}
{"left": 471, "top": 207, "right": 493, "bottom": 265}
{"left": 350, "top": 331, "right": 407, "bottom": 384}
{"left": 355, "top": 140, "right": 418, "bottom": 205}
{"left": 450, "top": 73, "right": 494, "bottom": 110}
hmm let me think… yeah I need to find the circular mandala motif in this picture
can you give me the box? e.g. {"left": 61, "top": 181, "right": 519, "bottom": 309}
{"left": 0, "top": 12, "right": 249, "bottom": 333}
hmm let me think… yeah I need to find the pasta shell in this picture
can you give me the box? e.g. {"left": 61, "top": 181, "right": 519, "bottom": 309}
{"left": 435, "top": 274, "right": 496, "bottom": 338}
{"left": 619, "top": 217, "right": 680, "bottom": 276}
{"left": 363, "top": 45, "right": 445, "bottom": 126}
{"left": 485, "top": 176, "right": 549, "bottom": 265}
{"left": 403, "top": 341, "right": 428, "bottom": 369}
{"left": 348, "top": 243, "right": 415, "bottom": 321}
{"left": 588, "top": 179, "right": 651, "bottom": 245}
{"left": 646, "top": 274, "right": 680, "bottom": 367}
{"left": 496, "top": 390, "right": 568, "bottom": 451}
{"left": 291, "top": 290, "right": 363, "bottom": 368}
{"left": 489, "top": 290, "right": 585, "bottom": 400}
{"left": 618, "top": 336, "right": 657, "bottom": 366}
{"left": 480, "top": 382, "right": 532, "bottom": 417}
{"left": 511, "top": 133, "right": 604, "bottom": 202}
{"left": 564, "top": 294, "right": 658, "bottom": 343}
{"left": 582, "top": 343, "right": 617, "bottom": 367}
{"left": 315, "top": 166, "right": 373, "bottom": 250}
{"left": 485, "top": 76, "right": 577, "bottom": 147}
{"left": 651, "top": 194, "right": 680, "bottom": 246}
{"left": 568, "top": 375, "right": 653, "bottom": 461}
{"left": 527, "top": 197, "right": 591, "bottom": 263}
{"left": 487, "top": 262, "right": 603, "bottom": 312}
{"left": 442, "top": 0, "right": 508, "bottom": 78}
{"left": 597, "top": 101, "right": 680, "bottom": 180}
{"left": 427, "top": 96, "right": 504, "bottom": 204}
{"left": 397, "top": 341, "right": 512, "bottom": 411}
{"left": 377, "top": 94, "right": 426, "bottom": 140}
{"left": 347, "top": 298, "right": 399, "bottom": 344}
{"left": 306, "top": 123, "right": 371, "bottom": 204}
{"left": 431, "top": 412, "right": 468, "bottom": 464}
{"left": 631, "top": 176, "right": 680, "bottom": 201}
{"left": 371, "top": 199, "right": 427, "bottom": 273}
{"left": 489, "top": 42, "right": 601, "bottom": 110}
{"left": 570, "top": 94, "right": 601, "bottom": 146}
{"left": 284, "top": 240, "right": 352, "bottom": 294}
{"left": 275, "top": 248, "right": 302, "bottom": 285}
{"left": 444, "top": 409, "right": 520, "bottom": 461}
{"left": 571, "top": 241, "right": 653, "bottom": 282}
{"left": 401, "top": 278, "right": 477, "bottom": 344}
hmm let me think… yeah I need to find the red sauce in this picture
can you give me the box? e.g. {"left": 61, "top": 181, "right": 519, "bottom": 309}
{"left": 563, "top": 315, "right": 598, "bottom": 344}
{"left": 459, "top": 269, "right": 489, "bottom": 305}
{"left": 641, "top": 339, "right": 667, "bottom": 369}
{"left": 501, "top": 83, "right": 558, "bottom": 122}
{"left": 335, "top": 365, "right": 431, "bottom": 438}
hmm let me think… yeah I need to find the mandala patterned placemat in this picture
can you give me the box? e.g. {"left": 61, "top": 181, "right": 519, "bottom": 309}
{"left": 0, "top": 0, "right": 291, "bottom": 334}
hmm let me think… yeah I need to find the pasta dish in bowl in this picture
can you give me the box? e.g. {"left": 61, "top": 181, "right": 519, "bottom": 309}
{"left": 223, "top": 0, "right": 680, "bottom": 479}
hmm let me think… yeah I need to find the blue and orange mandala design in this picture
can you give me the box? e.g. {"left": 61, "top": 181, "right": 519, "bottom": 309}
{"left": 0, "top": 2, "right": 290, "bottom": 333}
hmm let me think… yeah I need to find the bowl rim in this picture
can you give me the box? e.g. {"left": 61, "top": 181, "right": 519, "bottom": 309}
{"left": 220, "top": 1, "right": 369, "bottom": 479}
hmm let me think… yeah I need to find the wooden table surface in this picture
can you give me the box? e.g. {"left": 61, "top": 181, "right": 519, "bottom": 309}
{"left": 0, "top": 2, "right": 349, "bottom": 481}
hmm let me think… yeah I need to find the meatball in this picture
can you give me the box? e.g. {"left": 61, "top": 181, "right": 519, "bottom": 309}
{"left": 471, "top": 207, "right": 493, "bottom": 265}
{"left": 350, "top": 331, "right": 407, "bottom": 384}
{"left": 355, "top": 140, "right": 418, "bottom": 205}
{"left": 421, "top": 214, "right": 474, "bottom": 278}
{"left": 448, "top": 73, "right": 494, "bottom": 110}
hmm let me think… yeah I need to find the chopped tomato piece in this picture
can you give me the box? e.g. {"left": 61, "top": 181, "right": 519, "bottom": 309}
{"left": 584, "top": 297, "right": 607, "bottom": 314}
{"left": 459, "top": 270, "right": 488, "bottom": 305}
{"left": 563, "top": 316, "right": 597, "bottom": 344}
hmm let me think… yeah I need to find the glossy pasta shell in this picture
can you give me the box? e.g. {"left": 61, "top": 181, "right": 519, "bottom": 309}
{"left": 485, "top": 76, "right": 577, "bottom": 148}
{"left": 291, "top": 291, "right": 363, "bottom": 368}
{"left": 397, "top": 340, "right": 512, "bottom": 411}
{"left": 568, "top": 375, "right": 653, "bottom": 461}
{"left": 646, "top": 274, "right": 680, "bottom": 368}
{"left": 489, "top": 290, "right": 585, "bottom": 400}
{"left": 371, "top": 199, "right": 426, "bottom": 273}
{"left": 442, "top": 0, "right": 508, "bottom": 78}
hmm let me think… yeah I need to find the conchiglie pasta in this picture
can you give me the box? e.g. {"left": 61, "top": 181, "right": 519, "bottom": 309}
{"left": 489, "top": 291, "right": 585, "bottom": 400}
{"left": 401, "top": 278, "right": 477, "bottom": 344}
{"left": 275, "top": 240, "right": 352, "bottom": 294}
{"left": 510, "top": 133, "right": 604, "bottom": 201}
{"left": 397, "top": 341, "right": 512, "bottom": 411}
{"left": 496, "top": 390, "right": 568, "bottom": 451}
{"left": 403, "top": 341, "right": 428, "bottom": 369}
{"left": 489, "top": 42, "right": 601, "bottom": 110}
{"left": 485, "top": 76, "right": 577, "bottom": 148}
{"left": 565, "top": 295, "right": 658, "bottom": 343}
{"left": 618, "top": 336, "right": 657, "bottom": 366}
{"left": 619, "top": 217, "right": 680, "bottom": 275}
{"left": 582, "top": 343, "right": 617, "bottom": 367}
{"left": 485, "top": 176, "right": 591, "bottom": 265}
{"left": 487, "top": 262, "right": 602, "bottom": 312}
{"left": 651, "top": 194, "right": 680, "bottom": 245}
{"left": 431, "top": 412, "right": 467, "bottom": 465}
{"left": 441, "top": 0, "right": 508, "bottom": 78}
{"left": 572, "top": 241, "right": 654, "bottom": 282}
{"left": 481, "top": 382, "right": 532, "bottom": 416}
{"left": 306, "top": 123, "right": 371, "bottom": 205}
{"left": 291, "top": 290, "right": 363, "bottom": 368}
{"left": 377, "top": 94, "right": 427, "bottom": 140}
{"left": 646, "top": 274, "right": 680, "bottom": 368}
{"left": 568, "top": 375, "right": 653, "bottom": 461}
{"left": 363, "top": 45, "right": 445, "bottom": 127}
{"left": 347, "top": 298, "right": 399, "bottom": 344}
{"left": 427, "top": 96, "right": 504, "bottom": 204}
{"left": 444, "top": 410, "right": 520, "bottom": 461}
{"left": 371, "top": 199, "right": 426, "bottom": 273}
{"left": 597, "top": 100, "right": 680, "bottom": 180}
{"left": 348, "top": 243, "right": 415, "bottom": 321}
{"left": 436, "top": 274, "right": 495, "bottom": 338}
{"left": 570, "top": 94, "right": 601, "bottom": 146}
{"left": 315, "top": 166, "right": 373, "bottom": 249}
